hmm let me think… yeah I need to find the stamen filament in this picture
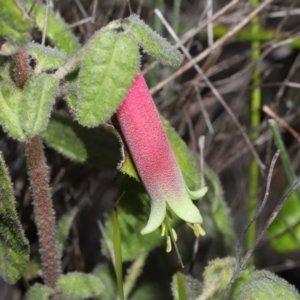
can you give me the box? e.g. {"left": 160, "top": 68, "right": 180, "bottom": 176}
{"left": 161, "top": 223, "right": 166, "bottom": 237}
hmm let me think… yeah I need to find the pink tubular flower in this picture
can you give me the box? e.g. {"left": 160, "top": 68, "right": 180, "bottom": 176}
{"left": 116, "top": 72, "right": 206, "bottom": 239}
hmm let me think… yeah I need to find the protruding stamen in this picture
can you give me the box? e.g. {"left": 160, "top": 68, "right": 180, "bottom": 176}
{"left": 193, "top": 224, "right": 206, "bottom": 237}
{"left": 161, "top": 223, "right": 166, "bottom": 236}
{"left": 171, "top": 228, "right": 177, "bottom": 241}
{"left": 186, "top": 223, "right": 206, "bottom": 237}
{"left": 166, "top": 236, "right": 172, "bottom": 253}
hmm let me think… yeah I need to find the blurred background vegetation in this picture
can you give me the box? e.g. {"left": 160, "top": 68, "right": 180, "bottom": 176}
{"left": 2, "top": 0, "right": 300, "bottom": 298}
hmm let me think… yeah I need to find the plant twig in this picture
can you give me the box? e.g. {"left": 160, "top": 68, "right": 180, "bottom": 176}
{"left": 41, "top": 0, "right": 50, "bottom": 45}
{"left": 150, "top": 0, "right": 273, "bottom": 95}
{"left": 263, "top": 105, "right": 300, "bottom": 142}
{"left": 221, "top": 150, "right": 282, "bottom": 300}
{"left": 143, "top": 0, "right": 240, "bottom": 75}
{"left": 154, "top": 8, "right": 265, "bottom": 170}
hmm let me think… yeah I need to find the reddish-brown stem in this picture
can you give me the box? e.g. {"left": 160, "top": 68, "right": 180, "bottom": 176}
{"left": 26, "top": 136, "right": 61, "bottom": 288}
{"left": 13, "top": 49, "right": 61, "bottom": 288}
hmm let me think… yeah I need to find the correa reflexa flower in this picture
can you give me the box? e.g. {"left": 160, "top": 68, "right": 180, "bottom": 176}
{"left": 116, "top": 72, "right": 206, "bottom": 250}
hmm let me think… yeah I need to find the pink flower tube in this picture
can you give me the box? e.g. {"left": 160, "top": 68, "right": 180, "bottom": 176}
{"left": 116, "top": 72, "right": 205, "bottom": 235}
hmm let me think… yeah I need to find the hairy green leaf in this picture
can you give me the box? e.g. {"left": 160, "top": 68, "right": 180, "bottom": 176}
{"left": 24, "top": 284, "right": 51, "bottom": 300}
{"left": 26, "top": 1, "right": 80, "bottom": 54}
{"left": 201, "top": 257, "right": 253, "bottom": 300}
{"left": 238, "top": 270, "right": 300, "bottom": 299}
{"left": 26, "top": 43, "right": 69, "bottom": 74}
{"left": 171, "top": 274, "right": 203, "bottom": 300}
{"left": 195, "top": 257, "right": 300, "bottom": 299}
{"left": 0, "top": 153, "right": 29, "bottom": 284}
{"left": 21, "top": 74, "right": 59, "bottom": 137}
{"left": 42, "top": 112, "right": 122, "bottom": 169}
{"left": 58, "top": 272, "right": 103, "bottom": 299}
{"left": 0, "top": 0, "right": 33, "bottom": 55}
{"left": 0, "top": 82, "right": 25, "bottom": 140}
{"left": 77, "top": 30, "right": 140, "bottom": 126}
{"left": 57, "top": 207, "right": 78, "bottom": 257}
{"left": 122, "top": 14, "right": 182, "bottom": 67}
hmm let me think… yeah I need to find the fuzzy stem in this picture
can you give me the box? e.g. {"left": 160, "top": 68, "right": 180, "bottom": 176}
{"left": 26, "top": 136, "right": 61, "bottom": 288}
{"left": 13, "top": 49, "right": 61, "bottom": 288}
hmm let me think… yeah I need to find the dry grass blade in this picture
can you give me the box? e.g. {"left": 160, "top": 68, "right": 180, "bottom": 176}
{"left": 150, "top": 0, "right": 274, "bottom": 95}
{"left": 263, "top": 105, "right": 300, "bottom": 142}
{"left": 154, "top": 9, "right": 266, "bottom": 169}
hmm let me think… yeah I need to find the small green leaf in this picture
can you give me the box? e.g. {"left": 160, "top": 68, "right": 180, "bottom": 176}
{"left": 0, "top": 82, "right": 26, "bottom": 140}
{"left": 77, "top": 30, "right": 140, "bottom": 126}
{"left": 268, "top": 190, "right": 300, "bottom": 252}
{"left": 21, "top": 74, "right": 59, "bottom": 137}
{"left": 0, "top": 152, "right": 29, "bottom": 284}
{"left": 26, "top": 42, "right": 69, "bottom": 74}
{"left": 122, "top": 14, "right": 183, "bottom": 67}
{"left": 201, "top": 257, "right": 253, "bottom": 300}
{"left": 58, "top": 272, "right": 103, "bottom": 299}
{"left": 26, "top": 1, "right": 80, "bottom": 54}
{"left": 171, "top": 274, "right": 203, "bottom": 300}
{"left": 0, "top": 0, "right": 33, "bottom": 55}
{"left": 57, "top": 207, "right": 78, "bottom": 257}
{"left": 24, "top": 283, "right": 51, "bottom": 300}
{"left": 238, "top": 270, "right": 300, "bottom": 299}
{"left": 42, "top": 112, "right": 122, "bottom": 169}
{"left": 201, "top": 167, "right": 237, "bottom": 255}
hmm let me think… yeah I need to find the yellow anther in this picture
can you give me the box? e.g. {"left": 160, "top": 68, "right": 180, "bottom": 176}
{"left": 171, "top": 228, "right": 177, "bottom": 241}
{"left": 193, "top": 224, "right": 206, "bottom": 237}
{"left": 186, "top": 223, "right": 206, "bottom": 237}
{"left": 166, "top": 236, "right": 172, "bottom": 253}
{"left": 161, "top": 223, "right": 166, "bottom": 237}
